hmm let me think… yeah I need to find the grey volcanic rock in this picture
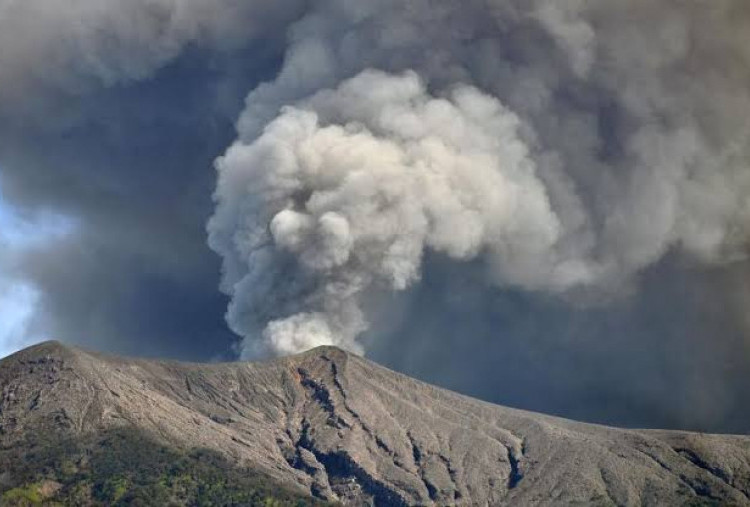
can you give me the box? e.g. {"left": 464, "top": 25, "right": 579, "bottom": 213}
{"left": 1, "top": 341, "right": 750, "bottom": 506}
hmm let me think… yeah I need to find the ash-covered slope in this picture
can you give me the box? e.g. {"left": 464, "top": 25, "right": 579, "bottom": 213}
{"left": 1, "top": 341, "right": 750, "bottom": 506}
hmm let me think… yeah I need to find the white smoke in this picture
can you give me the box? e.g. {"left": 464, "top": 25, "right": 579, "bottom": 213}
{"left": 208, "top": 1, "right": 750, "bottom": 357}
{"left": 210, "top": 70, "right": 589, "bottom": 354}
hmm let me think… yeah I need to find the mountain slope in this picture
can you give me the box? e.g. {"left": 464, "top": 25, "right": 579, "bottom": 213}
{"left": 1, "top": 341, "right": 749, "bottom": 505}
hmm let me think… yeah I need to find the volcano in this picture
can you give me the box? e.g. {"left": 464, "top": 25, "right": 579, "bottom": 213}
{"left": 1, "top": 341, "right": 749, "bottom": 505}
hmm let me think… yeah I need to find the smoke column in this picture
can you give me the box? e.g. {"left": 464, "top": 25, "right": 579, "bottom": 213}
{"left": 207, "top": 1, "right": 750, "bottom": 356}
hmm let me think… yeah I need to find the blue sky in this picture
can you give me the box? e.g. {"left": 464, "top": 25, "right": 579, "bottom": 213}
{"left": 0, "top": 185, "right": 75, "bottom": 358}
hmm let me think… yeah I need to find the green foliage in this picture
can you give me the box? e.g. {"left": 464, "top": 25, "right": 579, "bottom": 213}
{"left": 1, "top": 482, "right": 44, "bottom": 505}
{"left": 0, "top": 428, "right": 326, "bottom": 506}
{"left": 98, "top": 475, "right": 129, "bottom": 503}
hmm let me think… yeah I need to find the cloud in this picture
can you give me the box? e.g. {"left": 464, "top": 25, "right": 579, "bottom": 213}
{"left": 0, "top": 282, "right": 38, "bottom": 359}
{"left": 0, "top": 0, "right": 308, "bottom": 360}
{"left": 0, "top": 0, "right": 306, "bottom": 117}
{"left": 211, "top": 70, "right": 579, "bottom": 355}
{"left": 0, "top": 189, "right": 76, "bottom": 357}
{"left": 210, "top": 1, "right": 750, "bottom": 357}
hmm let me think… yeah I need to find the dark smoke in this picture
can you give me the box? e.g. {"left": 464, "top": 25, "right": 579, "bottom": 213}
{"left": 1, "top": 0, "right": 749, "bottom": 433}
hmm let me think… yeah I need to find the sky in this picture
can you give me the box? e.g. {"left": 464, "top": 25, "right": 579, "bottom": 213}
{"left": 0, "top": 186, "right": 76, "bottom": 358}
{"left": 1, "top": 0, "right": 750, "bottom": 434}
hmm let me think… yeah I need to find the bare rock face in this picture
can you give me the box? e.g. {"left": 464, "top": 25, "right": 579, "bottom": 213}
{"left": 1, "top": 341, "right": 750, "bottom": 506}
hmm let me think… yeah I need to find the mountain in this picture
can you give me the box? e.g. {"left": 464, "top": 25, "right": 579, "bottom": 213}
{"left": 1, "top": 341, "right": 749, "bottom": 506}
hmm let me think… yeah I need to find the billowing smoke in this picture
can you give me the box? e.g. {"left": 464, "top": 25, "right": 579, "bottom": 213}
{"left": 208, "top": 1, "right": 750, "bottom": 356}
{"left": 2, "top": 0, "right": 750, "bottom": 431}
{"left": 0, "top": 0, "right": 307, "bottom": 360}
{"left": 210, "top": 70, "right": 590, "bottom": 354}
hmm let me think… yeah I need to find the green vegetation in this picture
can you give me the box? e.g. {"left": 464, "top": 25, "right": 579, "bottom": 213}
{"left": 1, "top": 483, "right": 46, "bottom": 505}
{"left": 0, "top": 427, "right": 324, "bottom": 506}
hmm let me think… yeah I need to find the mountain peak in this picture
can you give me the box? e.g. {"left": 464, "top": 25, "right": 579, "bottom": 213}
{"left": 2, "top": 340, "right": 78, "bottom": 363}
{"left": 295, "top": 344, "right": 353, "bottom": 359}
{"left": 18, "top": 339, "right": 69, "bottom": 352}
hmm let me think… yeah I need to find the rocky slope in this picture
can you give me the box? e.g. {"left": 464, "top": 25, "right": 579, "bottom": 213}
{"left": 1, "top": 341, "right": 749, "bottom": 506}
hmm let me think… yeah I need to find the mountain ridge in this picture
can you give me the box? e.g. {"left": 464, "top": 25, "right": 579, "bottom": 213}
{"left": 1, "top": 340, "right": 750, "bottom": 505}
